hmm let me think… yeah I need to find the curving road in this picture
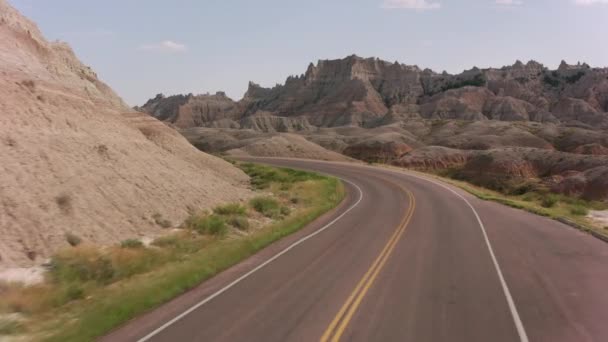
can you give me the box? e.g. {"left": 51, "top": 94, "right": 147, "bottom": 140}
{"left": 103, "top": 158, "right": 608, "bottom": 342}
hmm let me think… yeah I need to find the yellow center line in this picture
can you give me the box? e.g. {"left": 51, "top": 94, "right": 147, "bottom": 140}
{"left": 320, "top": 182, "right": 416, "bottom": 342}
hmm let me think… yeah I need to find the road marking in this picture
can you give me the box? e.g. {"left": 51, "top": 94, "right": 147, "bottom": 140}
{"left": 321, "top": 184, "right": 415, "bottom": 342}
{"left": 136, "top": 178, "right": 364, "bottom": 342}
{"left": 380, "top": 167, "right": 530, "bottom": 342}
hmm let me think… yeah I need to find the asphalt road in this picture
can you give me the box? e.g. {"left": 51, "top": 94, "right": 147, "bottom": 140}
{"left": 103, "top": 158, "right": 608, "bottom": 342}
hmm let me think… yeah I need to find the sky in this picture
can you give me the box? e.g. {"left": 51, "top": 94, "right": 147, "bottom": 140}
{"left": 9, "top": 0, "right": 608, "bottom": 106}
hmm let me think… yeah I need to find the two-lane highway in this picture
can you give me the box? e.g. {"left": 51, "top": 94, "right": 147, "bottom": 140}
{"left": 103, "top": 159, "right": 608, "bottom": 342}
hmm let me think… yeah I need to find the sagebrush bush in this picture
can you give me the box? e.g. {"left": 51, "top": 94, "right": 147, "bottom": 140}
{"left": 186, "top": 214, "right": 227, "bottom": 236}
{"left": 151, "top": 234, "right": 181, "bottom": 248}
{"left": 152, "top": 213, "right": 172, "bottom": 228}
{"left": 239, "top": 163, "right": 323, "bottom": 189}
{"left": 250, "top": 197, "right": 280, "bottom": 218}
{"left": 152, "top": 233, "right": 207, "bottom": 254}
{"left": 65, "top": 232, "right": 82, "bottom": 247}
{"left": 521, "top": 193, "right": 536, "bottom": 202}
{"left": 0, "top": 318, "right": 24, "bottom": 335}
{"left": 110, "top": 247, "right": 163, "bottom": 279}
{"left": 229, "top": 216, "right": 250, "bottom": 230}
{"left": 213, "top": 203, "right": 246, "bottom": 216}
{"left": 62, "top": 284, "right": 85, "bottom": 301}
{"left": 120, "top": 239, "right": 144, "bottom": 249}
{"left": 570, "top": 206, "right": 588, "bottom": 216}
{"left": 541, "top": 195, "right": 558, "bottom": 208}
{"left": 50, "top": 247, "right": 114, "bottom": 284}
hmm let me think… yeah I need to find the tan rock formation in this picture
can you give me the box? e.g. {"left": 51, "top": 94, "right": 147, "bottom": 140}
{"left": 0, "top": 0, "right": 251, "bottom": 268}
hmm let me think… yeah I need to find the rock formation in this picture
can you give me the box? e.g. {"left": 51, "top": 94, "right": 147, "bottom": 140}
{"left": 139, "top": 56, "right": 608, "bottom": 201}
{"left": 139, "top": 55, "right": 608, "bottom": 129}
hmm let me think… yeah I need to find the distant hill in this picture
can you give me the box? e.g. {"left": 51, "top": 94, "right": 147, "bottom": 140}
{"left": 138, "top": 55, "right": 608, "bottom": 201}
{"left": 139, "top": 55, "right": 608, "bottom": 130}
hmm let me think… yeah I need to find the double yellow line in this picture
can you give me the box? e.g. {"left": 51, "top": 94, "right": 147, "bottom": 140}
{"left": 320, "top": 183, "right": 416, "bottom": 342}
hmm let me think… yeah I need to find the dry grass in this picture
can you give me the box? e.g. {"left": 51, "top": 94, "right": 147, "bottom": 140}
{"left": 1, "top": 163, "right": 344, "bottom": 341}
{"left": 380, "top": 165, "right": 608, "bottom": 234}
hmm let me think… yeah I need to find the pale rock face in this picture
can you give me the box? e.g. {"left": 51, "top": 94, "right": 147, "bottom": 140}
{"left": 0, "top": 0, "right": 251, "bottom": 268}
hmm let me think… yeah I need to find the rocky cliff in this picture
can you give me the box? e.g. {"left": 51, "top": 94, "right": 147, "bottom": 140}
{"left": 140, "top": 55, "right": 608, "bottom": 130}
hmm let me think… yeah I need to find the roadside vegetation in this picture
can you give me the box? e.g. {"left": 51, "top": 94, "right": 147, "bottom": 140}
{"left": 0, "top": 163, "right": 344, "bottom": 342}
{"left": 427, "top": 169, "right": 607, "bottom": 233}
{"left": 373, "top": 164, "right": 608, "bottom": 235}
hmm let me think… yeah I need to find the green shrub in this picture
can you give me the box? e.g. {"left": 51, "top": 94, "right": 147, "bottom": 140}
{"left": 541, "top": 195, "right": 558, "bottom": 208}
{"left": 564, "top": 71, "right": 585, "bottom": 84}
{"left": 250, "top": 197, "right": 280, "bottom": 218}
{"left": 152, "top": 213, "right": 172, "bottom": 228}
{"left": 290, "top": 196, "right": 300, "bottom": 204}
{"left": 0, "top": 319, "right": 24, "bottom": 335}
{"left": 440, "top": 74, "right": 486, "bottom": 92}
{"left": 62, "top": 284, "right": 85, "bottom": 302}
{"left": 521, "top": 193, "right": 536, "bottom": 202}
{"left": 151, "top": 234, "right": 205, "bottom": 254}
{"left": 65, "top": 232, "right": 82, "bottom": 247}
{"left": 186, "top": 215, "right": 227, "bottom": 236}
{"left": 229, "top": 216, "right": 250, "bottom": 230}
{"left": 111, "top": 247, "right": 163, "bottom": 279}
{"left": 213, "top": 203, "right": 246, "bottom": 216}
{"left": 570, "top": 206, "right": 588, "bottom": 216}
{"left": 510, "top": 183, "right": 534, "bottom": 196}
{"left": 50, "top": 248, "right": 115, "bottom": 284}
{"left": 280, "top": 206, "right": 291, "bottom": 216}
{"left": 239, "top": 163, "right": 323, "bottom": 189}
{"left": 151, "top": 235, "right": 181, "bottom": 248}
{"left": 543, "top": 75, "right": 560, "bottom": 87}
{"left": 120, "top": 239, "right": 144, "bottom": 249}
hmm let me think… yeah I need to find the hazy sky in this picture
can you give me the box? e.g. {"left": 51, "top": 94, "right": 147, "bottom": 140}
{"left": 10, "top": 0, "right": 608, "bottom": 106}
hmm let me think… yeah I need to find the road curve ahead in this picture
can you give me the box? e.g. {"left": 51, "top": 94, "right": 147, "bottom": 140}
{"left": 103, "top": 159, "right": 608, "bottom": 342}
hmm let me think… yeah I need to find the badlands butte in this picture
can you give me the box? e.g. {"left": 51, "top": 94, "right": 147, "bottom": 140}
{"left": 139, "top": 55, "right": 608, "bottom": 201}
{"left": 0, "top": 0, "right": 251, "bottom": 268}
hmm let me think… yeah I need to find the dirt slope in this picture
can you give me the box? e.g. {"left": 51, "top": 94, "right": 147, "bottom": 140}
{"left": 0, "top": 0, "right": 251, "bottom": 268}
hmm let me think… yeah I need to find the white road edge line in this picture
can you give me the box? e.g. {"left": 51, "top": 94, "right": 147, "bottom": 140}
{"left": 381, "top": 167, "right": 530, "bottom": 342}
{"left": 137, "top": 178, "right": 364, "bottom": 342}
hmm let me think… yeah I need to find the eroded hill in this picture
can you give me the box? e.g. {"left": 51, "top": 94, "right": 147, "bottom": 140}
{"left": 0, "top": 0, "right": 251, "bottom": 268}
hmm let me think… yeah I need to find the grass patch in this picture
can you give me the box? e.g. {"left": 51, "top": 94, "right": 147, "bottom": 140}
{"left": 0, "top": 318, "right": 24, "bottom": 335}
{"left": 228, "top": 216, "right": 250, "bottom": 230}
{"left": 185, "top": 214, "right": 227, "bottom": 236}
{"left": 50, "top": 247, "right": 115, "bottom": 285}
{"left": 570, "top": 206, "right": 589, "bottom": 216}
{"left": 120, "top": 239, "right": 144, "bottom": 249}
{"left": 240, "top": 162, "right": 324, "bottom": 189}
{"left": 541, "top": 195, "right": 558, "bottom": 208}
{"left": 250, "top": 197, "right": 281, "bottom": 218}
{"left": 213, "top": 203, "right": 247, "bottom": 216}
